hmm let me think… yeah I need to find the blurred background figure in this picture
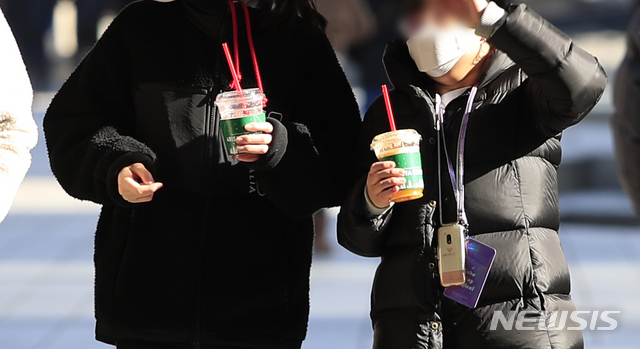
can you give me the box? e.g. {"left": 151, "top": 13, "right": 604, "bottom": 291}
{"left": 350, "top": 0, "right": 404, "bottom": 101}
{"left": 75, "top": 0, "right": 108, "bottom": 57}
{"left": 0, "top": 0, "right": 134, "bottom": 90}
{"left": 314, "top": 0, "right": 376, "bottom": 254}
{"left": 518, "top": 0, "right": 638, "bottom": 227}
{"left": 317, "top": 0, "right": 376, "bottom": 105}
{"left": 0, "top": 0, "right": 57, "bottom": 90}
{"left": 0, "top": 6, "right": 38, "bottom": 223}
{"left": 613, "top": 5, "right": 640, "bottom": 216}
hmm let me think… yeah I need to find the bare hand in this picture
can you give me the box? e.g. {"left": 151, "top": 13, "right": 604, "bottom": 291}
{"left": 118, "top": 163, "right": 163, "bottom": 203}
{"left": 234, "top": 122, "right": 274, "bottom": 163}
{"left": 434, "top": 0, "right": 489, "bottom": 28}
{"left": 366, "top": 162, "right": 406, "bottom": 209}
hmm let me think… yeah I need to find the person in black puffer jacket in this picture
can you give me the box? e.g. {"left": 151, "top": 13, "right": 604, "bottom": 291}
{"left": 44, "top": 0, "right": 361, "bottom": 348}
{"left": 338, "top": 0, "right": 606, "bottom": 348}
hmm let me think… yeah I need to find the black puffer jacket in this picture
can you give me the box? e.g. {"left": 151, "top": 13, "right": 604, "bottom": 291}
{"left": 338, "top": 4, "right": 606, "bottom": 349}
{"left": 44, "top": 0, "right": 361, "bottom": 348}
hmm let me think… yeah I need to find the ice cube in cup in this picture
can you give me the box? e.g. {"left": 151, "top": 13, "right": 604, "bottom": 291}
{"left": 214, "top": 88, "right": 266, "bottom": 156}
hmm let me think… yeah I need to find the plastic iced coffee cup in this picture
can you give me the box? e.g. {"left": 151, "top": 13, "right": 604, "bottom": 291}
{"left": 371, "top": 129, "right": 424, "bottom": 203}
{"left": 214, "top": 88, "right": 266, "bottom": 156}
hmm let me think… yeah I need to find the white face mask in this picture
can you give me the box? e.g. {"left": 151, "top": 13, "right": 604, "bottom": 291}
{"left": 406, "top": 25, "right": 482, "bottom": 78}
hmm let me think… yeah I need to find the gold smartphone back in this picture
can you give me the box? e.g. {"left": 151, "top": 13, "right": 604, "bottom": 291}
{"left": 437, "top": 224, "right": 466, "bottom": 287}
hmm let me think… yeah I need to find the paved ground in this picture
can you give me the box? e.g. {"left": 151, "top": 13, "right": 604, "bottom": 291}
{"left": 1, "top": 209, "right": 639, "bottom": 349}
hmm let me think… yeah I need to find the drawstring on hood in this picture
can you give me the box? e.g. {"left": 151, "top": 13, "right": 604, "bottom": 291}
{"left": 226, "top": 0, "right": 265, "bottom": 101}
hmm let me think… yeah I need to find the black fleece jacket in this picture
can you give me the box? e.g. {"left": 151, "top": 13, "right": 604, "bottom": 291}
{"left": 44, "top": 0, "right": 361, "bottom": 347}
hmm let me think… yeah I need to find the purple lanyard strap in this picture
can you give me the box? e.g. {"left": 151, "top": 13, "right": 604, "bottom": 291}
{"left": 436, "top": 84, "right": 479, "bottom": 226}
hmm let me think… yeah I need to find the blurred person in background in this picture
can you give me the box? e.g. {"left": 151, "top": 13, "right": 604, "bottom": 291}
{"left": 0, "top": 0, "right": 132, "bottom": 89}
{"left": 0, "top": 7, "right": 38, "bottom": 223}
{"left": 314, "top": 0, "right": 376, "bottom": 254}
{"left": 76, "top": 0, "right": 108, "bottom": 57}
{"left": 338, "top": 0, "right": 606, "bottom": 348}
{"left": 0, "top": 0, "right": 57, "bottom": 89}
{"left": 351, "top": 0, "right": 404, "bottom": 97}
{"left": 44, "top": 0, "right": 361, "bottom": 348}
{"left": 613, "top": 5, "right": 640, "bottom": 216}
{"left": 316, "top": 0, "right": 376, "bottom": 87}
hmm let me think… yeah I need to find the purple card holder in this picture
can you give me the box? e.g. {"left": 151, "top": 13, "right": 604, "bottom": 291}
{"left": 443, "top": 238, "right": 496, "bottom": 308}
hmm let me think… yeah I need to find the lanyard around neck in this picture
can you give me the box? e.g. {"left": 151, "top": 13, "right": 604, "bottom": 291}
{"left": 435, "top": 84, "right": 479, "bottom": 226}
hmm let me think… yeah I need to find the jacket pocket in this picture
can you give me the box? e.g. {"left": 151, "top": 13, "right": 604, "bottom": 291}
{"left": 134, "top": 83, "right": 209, "bottom": 193}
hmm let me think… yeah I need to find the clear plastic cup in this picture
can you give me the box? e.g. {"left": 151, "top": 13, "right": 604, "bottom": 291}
{"left": 214, "top": 88, "right": 266, "bottom": 156}
{"left": 371, "top": 129, "right": 424, "bottom": 203}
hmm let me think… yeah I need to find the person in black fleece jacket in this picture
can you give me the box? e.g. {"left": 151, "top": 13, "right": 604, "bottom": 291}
{"left": 43, "top": 0, "right": 361, "bottom": 348}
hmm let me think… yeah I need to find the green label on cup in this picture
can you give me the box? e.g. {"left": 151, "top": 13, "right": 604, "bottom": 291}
{"left": 381, "top": 152, "right": 425, "bottom": 190}
{"left": 220, "top": 113, "right": 266, "bottom": 156}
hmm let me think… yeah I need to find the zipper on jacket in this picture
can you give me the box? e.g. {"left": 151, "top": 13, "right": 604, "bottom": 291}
{"left": 413, "top": 85, "right": 444, "bottom": 317}
{"left": 195, "top": 92, "right": 220, "bottom": 347}
{"left": 192, "top": 95, "right": 209, "bottom": 349}
{"left": 191, "top": 92, "right": 210, "bottom": 349}
{"left": 191, "top": 9, "right": 228, "bottom": 348}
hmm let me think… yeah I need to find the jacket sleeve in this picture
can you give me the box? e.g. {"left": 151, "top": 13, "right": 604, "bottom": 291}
{"left": 337, "top": 98, "right": 394, "bottom": 258}
{"left": 487, "top": 3, "right": 607, "bottom": 137}
{"left": 44, "top": 15, "right": 156, "bottom": 207}
{"left": 0, "top": 9, "right": 38, "bottom": 222}
{"left": 253, "top": 27, "right": 363, "bottom": 219}
{"left": 613, "top": 8, "right": 640, "bottom": 215}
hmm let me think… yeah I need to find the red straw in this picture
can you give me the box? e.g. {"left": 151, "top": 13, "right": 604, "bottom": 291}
{"left": 222, "top": 43, "right": 243, "bottom": 94}
{"left": 382, "top": 85, "right": 397, "bottom": 131}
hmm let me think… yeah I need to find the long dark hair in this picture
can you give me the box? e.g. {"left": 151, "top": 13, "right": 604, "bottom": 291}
{"left": 260, "top": 0, "right": 327, "bottom": 31}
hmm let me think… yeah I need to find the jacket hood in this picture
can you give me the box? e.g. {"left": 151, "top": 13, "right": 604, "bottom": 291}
{"left": 383, "top": 39, "right": 433, "bottom": 92}
{"left": 382, "top": 39, "right": 515, "bottom": 94}
{"left": 182, "top": 0, "right": 229, "bottom": 39}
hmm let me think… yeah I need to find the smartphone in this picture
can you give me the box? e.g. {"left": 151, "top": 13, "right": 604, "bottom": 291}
{"left": 437, "top": 223, "right": 467, "bottom": 287}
